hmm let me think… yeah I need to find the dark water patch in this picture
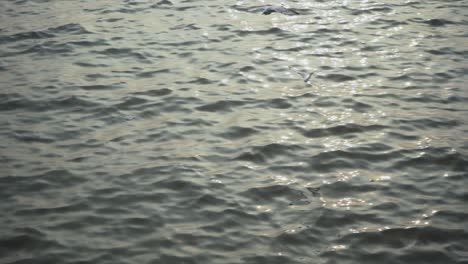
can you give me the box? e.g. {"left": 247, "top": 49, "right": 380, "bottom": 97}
{"left": 163, "top": 40, "right": 202, "bottom": 47}
{"left": 0, "top": 23, "right": 89, "bottom": 44}
{"left": 132, "top": 88, "right": 172, "bottom": 97}
{"left": 68, "top": 156, "right": 92, "bottom": 163}
{"left": 240, "top": 185, "right": 307, "bottom": 204}
{"left": 115, "top": 96, "right": 149, "bottom": 110}
{"left": 347, "top": 143, "right": 393, "bottom": 153}
{"left": 135, "top": 96, "right": 198, "bottom": 114}
{"left": 242, "top": 255, "right": 302, "bottom": 264}
{"left": 203, "top": 61, "right": 237, "bottom": 72}
{"left": 432, "top": 210, "right": 468, "bottom": 226}
{"left": 338, "top": 226, "right": 468, "bottom": 251}
{"left": 155, "top": 178, "right": 204, "bottom": 195}
{"left": 0, "top": 62, "right": 7, "bottom": 72}
{"left": 0, "top": 170, "right": 83, "bottom": 197}
{"left": 393, "top": 147, "right": 468, "bottom": 172}
{"left": 13, "top": 131, "right": 55, "bottom": 143}
{"left": 94, "top": 48, "right": 148, "bottom": 61}
{"left": 217, "top": 126, "right": 259, "bottom": 140}
{"left": 297, "top": 124, "right": 387, "bottom": 138}
{"left": 74, "top": 61, "right": 109, "bottom": 68}
{"left": 176, "top": 51, "right": 193, "bottom": 58}
{"left": 426, "top": 47, "right": 466, "bottom": 56}
{"left": 169, "top": 23, "right": 200, "bottom": 31}
{"left": 196, "top": 99, "right": 247, "bottom": 112}
{"left": 234, "top": 143, "right": 305, "bottom": 164}
{"left": 316, "top": 207, "right": 382, "bottom": 229}
{"left": 239, "top": 65, "right": 255, "bottom": 72}
{"left": 153, "top": 0, "right": 173, "bottom": 7}
{"left": 368, "top": 18, "right": 408, "bottom": 29}
{"left": 0, "top": 232, "right": 65, "bottom": 255}
{"left": 85, "top": 73, "right": 108, "bottom": 80}
{"left": 4, "top": 42, "right": 74, "bottom": 57}
{"left": 398, "top": 93, "right": 466, "bottom": 104}
{"left": 234, "top": 27, "right": 289, "bottom": 37}
{"left": 348, "top": 6, "right": 393, "bottom": 15}
{"left": 77, "top": 84, "right": 122, "bottom": 91}
{"left": 371, "top": 201, "right": 400, "bottom": 211}
{"left": 233, "top": 152, "right": 267, "bottom": 164}
{"left": 307, "top": 157, "right": 368, "bottom": 172}
{"left": 101, "top": 6, "right": 150, "bottom": 14}
{"left": 356, "top": 72, "right": 379, "bottom": 79}
{"left": 97, "top": 17, "right": 124, "bottom": 23}
{"left": 0, "top": 178, "right": 50, "bottom": 199}
{"left": 0, "top": 95, "right": 100, "bottom": 112}
{"left": 185, "top": 77, "right": 217, "bottom": 85}
{"left": 360, "top": 44, "right": 386, "bottom": 52}
{"left": 321, "top": 181, "right": 385, "bottom": 198}
{"left": 78, "top": 107, "right": 135, "bottom": 125}
{"left": 37, "top": 169, "right": 84, "bottom": 186}
{"left": 323, "top": 235, "right": 461, "bottom": 264}
{"left": 311, "top": 148, "right": 408, "bottom": 168}
{"left": 68, "top": 39, "right": 109, "bottom": 47}
{"left": 0, "top": 30, "right": 53, "bottom": 44}
{"left": 136, "top": 69, "right": 170, "bottom": 78}
{"left": 387, "top": 131, "right": 420, "bottom": 141}
{"left": 388, "top": 72, "right": 432, "bottom": 82}
{"left": 313, "top": 96, "right": 339, "bottom": 107}
{"left": 94, "top": 193, "right": 169, "bottom": 208}
{"left": 49, "top": 23, "right": 91, "bottom": 35}
{"left": 392, "top": 117, "right": 459, "bottom": 130}
{"left": 174, "top": 5, "right": 199, "bottom": 11}
{"left": 413, "top": 18, "right": 457, "bottom": 27}
{"left": 260, "top": 98, "right": 293, "bottom": 109}
{"left": 212, "top": 23, "right": 234, "bottom": 31}
{"left": 272, "top": 226, "right": 321, "bottom": 248}
{"left": 343, "top": 99, "right": 373, "bottom": 112}
{"left": 189, "top": 194, "right": 228, "bottom": 208}
{"left": 319, "top": 73, "right": 355, "bottom": 82}
{"left": 15, "top": 201, "right": 91, "bottom": 217}
{"left": 315, "top": 28, "right": 344, "bottom": 35}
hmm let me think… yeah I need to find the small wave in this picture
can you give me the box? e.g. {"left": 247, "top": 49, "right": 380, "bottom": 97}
{"left": 196, "top": 100, "right": 246, "bottom": 112}
{"left": 241, "top": 185, "right": 308, "bottom": 204}
{"left": 393, "top": 147, "right": 468, "bottom": 172}
{"left": 392, "top": 117, "right": 459, "bottom": 130}
{"left": 3, "top": 42, "right": 74, "bottom": 57}
{"left": 333, "top": 226, "right": 467, "bottom": 262}
{"left": 132, "top": 88, "right": 172, "bottom": 97}
{"left": 259, "top": 98, "right": 293, "bottom": 109}
{"left": 0, "top": 23, "right": 90, "bottom": 44}
{"left": 234, "top": 27, "right": 290, "bottom": 37}
{"left": 0, "top": 95, "right": 99, "bottom": 112}
{"left": 94, "top": 48, "right": 149, "bottom": 61}
{"left": 13, "top": 132, "right": 55, "bottom": 143}
{"left": 78, "top": 84, "right": 123, "bottom": 91}
{"left": 234, "top": 143, "right": 305, "bottom": 163}
{"left": 136, "top": 69, "right": 170, "bottom": 78}
{"left": 297, "top": 124, "right": 387, "bottom": 138}
{"left": 426, "top": 47, "right": 465, "bottom": 56}
{"left": 316, "top": 207, "right": 382, "bottom": 229}
{"left": 409, "top": 18, "right": 457, "bottom": 27}
{"left": 217, "top": 126, "right": 259, "bottom": 140}
{"left": 348, "top": 6, "right": 393, "bottom": 15}
{"left": 320, "top": 73, "right": 356, "bottom": 82}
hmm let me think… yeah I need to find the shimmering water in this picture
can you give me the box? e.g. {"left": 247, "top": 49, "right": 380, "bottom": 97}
{"left": 1, "top": 0, "right": 468, "bottom": 263}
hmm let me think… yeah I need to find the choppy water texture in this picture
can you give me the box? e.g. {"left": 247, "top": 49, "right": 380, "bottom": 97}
{"left": 1, "top": 0, "right": 468, "bottom": 263}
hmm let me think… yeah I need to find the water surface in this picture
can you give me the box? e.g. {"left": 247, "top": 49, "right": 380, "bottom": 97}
{"left": 1, "top": 0, "right": 468, "bottom": 263}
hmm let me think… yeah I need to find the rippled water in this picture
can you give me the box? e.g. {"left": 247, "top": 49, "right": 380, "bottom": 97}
{"left": 1, "top": 0, "right": 468, "bottom": 263}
